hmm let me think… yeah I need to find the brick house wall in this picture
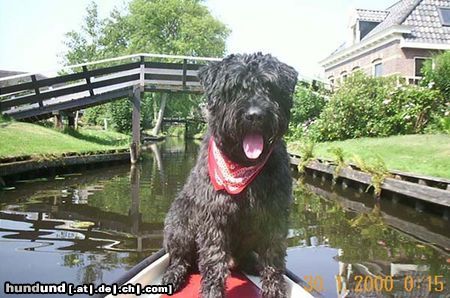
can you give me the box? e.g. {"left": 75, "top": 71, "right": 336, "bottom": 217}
{"left": 321, "top": 0, "right": 450, "bottom": 86}
{"left": 324, "top": 41, "right": 440, "bottom": 84}
{"left": 324, "top": 41, "right": 401, "bottom": 81}
{"left": 401, "top": 47, "right": 441, "bottom": 79}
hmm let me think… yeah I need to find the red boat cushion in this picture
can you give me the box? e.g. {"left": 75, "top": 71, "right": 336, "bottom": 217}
{"left": 162, "top": 271, "right": 261, "bottom": 298}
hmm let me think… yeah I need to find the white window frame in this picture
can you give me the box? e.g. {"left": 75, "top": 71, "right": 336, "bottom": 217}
{"left": 438, "top": 7, "right": 450, "bottom": 26}
{"left": 328, "top": 76, "right": 335, "bottom": 86}
{"left": 372, "top": 59, "right": 383, "bottom": 77}
{"left": 414, "top": 56, "right": 431, "bottom": 78}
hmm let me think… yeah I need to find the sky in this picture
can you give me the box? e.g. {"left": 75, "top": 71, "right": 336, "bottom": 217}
{"left": 0, "top": 0, "right": 395, "bottom": 79}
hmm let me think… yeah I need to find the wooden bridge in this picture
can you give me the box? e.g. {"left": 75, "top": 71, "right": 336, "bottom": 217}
{"left": 0, "top": 53, "right": 220, "bottom": 160}
{"left": 0, "top": 53, "right": 220, "bottom": 120}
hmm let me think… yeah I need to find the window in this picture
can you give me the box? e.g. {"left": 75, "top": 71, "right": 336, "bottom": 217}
{"left": 352, "top": 66, "right": 361, "bottom": 72}
{"left": 328, "top": 76, "right": 335, "bottom": 86}
{"left": 438, "top": 7, "right": 450, "bottom": 26}
{"left": 341, "top": 71, "right": 348, "bottom": 80}
{"left": 414, "top": 58, "right": 430, "bottom": 77}
{"left": 373, "top": 59, "right": 383, "bottom": 77}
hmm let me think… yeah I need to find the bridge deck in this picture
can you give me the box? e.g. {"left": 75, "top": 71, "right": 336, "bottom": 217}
{"left": 0, "top": 54, "right": 214, "bottom": 120}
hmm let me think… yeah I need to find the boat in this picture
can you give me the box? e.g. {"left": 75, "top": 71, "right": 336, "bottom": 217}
{"left": 105, "top": 249, "right": 320, "bottom": 298}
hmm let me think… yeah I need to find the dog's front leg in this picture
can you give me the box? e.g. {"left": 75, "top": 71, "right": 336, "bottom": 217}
{"left": 196, "top": 221, "right": 229, "bottom": 298}
{"left": 258, "top": 237, "right": 288, "bottom": 298}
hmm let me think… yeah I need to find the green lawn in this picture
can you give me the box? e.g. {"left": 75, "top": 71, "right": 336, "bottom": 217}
{"left": 288, "top": 134, "right": 450, "bottom": 179}
{"left": 0, "top": 121, "right": 130, "bottom": 158}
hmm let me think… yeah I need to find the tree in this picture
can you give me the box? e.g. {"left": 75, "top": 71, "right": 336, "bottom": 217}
{"left": 62, "top": 0, "right": 230, "bottom": 133}
{"left": 152, "top": 93, "right": 167, "bottom": 135}
{"left": 61, "top": 1, "right": 104, "bottom": 65}
{"left": 126, "top": 0, "right": 229, "bottom": 57}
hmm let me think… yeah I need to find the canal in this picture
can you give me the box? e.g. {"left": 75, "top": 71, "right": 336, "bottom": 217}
{"left": 0, "top": 138, "right": 449, "bottom": 297}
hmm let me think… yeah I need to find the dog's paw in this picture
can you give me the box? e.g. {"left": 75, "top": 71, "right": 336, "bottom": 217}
{"left": 161, "top": 264, "right": 188, "bottom": 292}
{"left": 201, "top": 284, "right": 225, "bottom": 298}
{"left": 262, "top": 282, "right": 287, "bottom": 298}
{"left": 261, "top": 267, "right": 288, "bottom": 298}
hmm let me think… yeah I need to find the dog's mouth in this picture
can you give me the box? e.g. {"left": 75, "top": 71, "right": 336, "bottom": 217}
{"left": 242, "top": 132, "right": 264, "bottom": 160}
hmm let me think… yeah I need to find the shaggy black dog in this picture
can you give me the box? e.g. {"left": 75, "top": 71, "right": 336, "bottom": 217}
{"left": 162, "top": 53, "right": 298, "bottom": 298}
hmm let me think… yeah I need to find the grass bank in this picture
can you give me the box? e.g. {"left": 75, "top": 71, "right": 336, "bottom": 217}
{"left": 288, "top": 134, "right": 450, "bottom": 179}
{"left": 0, "top": 121, "right": 130, "bottom": 159}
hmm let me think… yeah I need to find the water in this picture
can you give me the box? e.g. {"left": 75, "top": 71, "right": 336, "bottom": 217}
{"left": 1, "top": 138, "right": 449, "bottom": 297}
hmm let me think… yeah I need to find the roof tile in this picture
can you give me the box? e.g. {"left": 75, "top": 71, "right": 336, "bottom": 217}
{"left": 324, "top": 0, "right": 450, "bottom": 61}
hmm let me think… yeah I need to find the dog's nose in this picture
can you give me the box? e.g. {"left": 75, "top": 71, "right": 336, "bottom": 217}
{"left": 245, "top": 107, "right": 264, "bottom": 122}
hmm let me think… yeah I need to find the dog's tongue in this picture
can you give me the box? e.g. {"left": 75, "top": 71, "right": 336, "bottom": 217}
{"left": 243, "top": 133, "right": 264, "bottom": 159}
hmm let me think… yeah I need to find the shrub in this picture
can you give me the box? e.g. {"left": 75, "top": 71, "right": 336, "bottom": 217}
{"left": 186, "top": 121, "right": 206, "bottom": 139}
{"left": 421, "top": 50, "right": 450, "bottom": 101}
{"left": 287, "top": 83, "right": 328, "bottom": 139}
{"left": 83, "top": 105, "right": 107, "bottom": 126}
{"left": 385, "top": 85, "right": 445, "bottom": 134}
{"left": 291, "top": 85, "right": 327, "bottom": 124}
{"left": 105, "top": 93, "right": 202, "bottom": 134}
{"left": 165, "top": 125, "right": 185, "bottom": 137}
{"left": 107, "top": 98, "right": 133, "bottom": 133}
{"left": 0, "top": 114, "right": 11, "bottom": 123}
{"left": 425, "top": 115, "right": 450, "bottom": 134}
{"left": 107, "top": 94, "right": 154, "bottom": 133}
{"left": 308, "top": 72, "right": 445, "bottom": 141}
{"left": 309, "top": 72, "right": 395, "bottom": 141}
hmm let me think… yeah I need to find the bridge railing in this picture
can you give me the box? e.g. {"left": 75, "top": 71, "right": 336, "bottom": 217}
{"left": 0, "top": 53, "right": 221, "bottom": 120}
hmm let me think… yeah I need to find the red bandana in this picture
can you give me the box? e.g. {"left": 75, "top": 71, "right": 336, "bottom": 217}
{"left": 208, "top": 137, "right": 272, "bottom": 194}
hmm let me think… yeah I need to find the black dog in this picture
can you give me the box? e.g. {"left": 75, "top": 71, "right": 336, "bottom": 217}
{"left": 162, "top": 53, "right": 298, "bottom": 298}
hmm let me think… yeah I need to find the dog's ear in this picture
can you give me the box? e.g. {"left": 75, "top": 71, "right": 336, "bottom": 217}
{"left": 198, "top": 61, "right": 220, "bottom": 93}
{"left": 278, "top": 63, "right": 298, "bottom": 96}
{"left": 198, "top": 61, "right": 225, "bottom": 109}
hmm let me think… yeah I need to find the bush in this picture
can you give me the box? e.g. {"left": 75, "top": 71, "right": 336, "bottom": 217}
{"left": 385, "top": 85, "right": 445, "bottom": 134}
{"left": 422, "top": 50, "right": 450, "bottom": 101}
{"left": 308, "top": 72, "right": 445, "bottom": 141}
{"left": 308, "top": 72, "right": 395, "bottom": 141}
{"left": 186, "top": 121, "right": 206, "bottom": 139}
{"left": 104, "top": 93, "right": 202, "bottom": 134}
{"left": 77, "top": 91, "right": 204, "bottom": 134}
{"left": 287, "top": 83, "right": 328, "bottom": 139}
{"left": 107, "top": 94, "right": 154, "bottom": 133}
{"left": 291, "top": 85, "right": 328, "bottom": 124}
{"left": 0, "top": 114, "right": 11, "bottom": 123}
{"left": 425, "top": 115, "right": 450, "bottom": 134}
{"left": 82, "top": 105, "right": 108, "bottom": 126}
{"left": 165, "top": 125, "right": 185, "bottom": 137}
{"left": 108, "top": 98, "right": 133, "bottom": 133}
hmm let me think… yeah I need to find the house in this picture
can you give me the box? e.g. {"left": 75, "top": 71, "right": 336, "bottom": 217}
{"left": 320, "top": 0, "right": 450, "bottom": 86}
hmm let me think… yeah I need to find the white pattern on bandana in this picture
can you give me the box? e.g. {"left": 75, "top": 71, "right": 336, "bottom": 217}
{"left": 208, "top": 137, "right": 272, "bottom": 194}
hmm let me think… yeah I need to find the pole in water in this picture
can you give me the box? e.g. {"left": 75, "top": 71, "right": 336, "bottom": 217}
{"left": 130, "top": 142, "right": 138, "bottom": 164}
{"left": 131, "top": 85, "right": 141, "bottom": 163}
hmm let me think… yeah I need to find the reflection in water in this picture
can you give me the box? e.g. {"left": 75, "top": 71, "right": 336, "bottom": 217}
{"left": 0, "top": 138, "right": 449, "bottom": 297}
{"left": 0, "top": 138, "right": 198, "bottom": 295}
{"left": 288, "top": 179, "right": 450, "bottom": 297}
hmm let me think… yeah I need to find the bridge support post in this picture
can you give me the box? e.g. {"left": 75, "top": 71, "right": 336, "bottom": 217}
{"left": 68, "top": 114, "right": 75, "bottom": 128}
{"left": 130, "top": 86, "right": 141, "bottom": 164}
{"left": 129, "top": 164, "right": 141, "bottom": 236}
{"left": 53, "top": 111, "right": 63, "bottom": 129}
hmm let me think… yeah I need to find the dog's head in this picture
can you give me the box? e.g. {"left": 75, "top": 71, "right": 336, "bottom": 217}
{"left": 198, "top": 53, "right": 298, "bottom": 165}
